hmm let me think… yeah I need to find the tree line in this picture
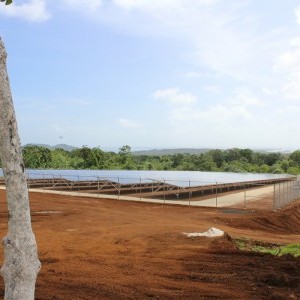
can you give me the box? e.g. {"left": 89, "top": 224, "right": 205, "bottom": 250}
{"left": 3, "top": 144, "right": 299, "bottom": 175}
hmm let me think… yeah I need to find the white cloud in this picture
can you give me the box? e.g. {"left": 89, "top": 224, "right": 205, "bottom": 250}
{"left": 55, "top": 1, "right": 265, "bottom": 81}
{"left": 113, "top": 0, "right": 173, "bottom": 11}
{"left": 296, "top": 5, "right": 300, "bottom": 26}
{"left": 275, "top": 38, "right": 300, "bottom": 71}
{"left": 276, "top": 105, "right": 300, "bottom": 115}
{"left": 112, "top": 0, "right": 217, "bottom": 11}
{"left": 204, "top": 85, "right": 220, "bottom": 93}
{"left": 170, "top": 103, "right": 252, "bottom": 124}
{"left": 262, "top": 88, "right": 277, "bottom": 96}
{"left": 230, "top": 88, "right": 264, "bottom": 107}
{"left": 153, "top": 86, "right": 259, "bottom": 131}
{"left": 61, "top": 0, "right": 103, "bottom": 12}
{"left": 184, "top": 71, "right": 210, "bottom": 78}
{"left": 274, "top": 37, "right": 300, "bottom": 100}
{"left": 153, "top": 88, "right": 197, "bottom": 106}
{"left": 282, "top": 72, "right": 300, "bottom": 100}
{"left": 116, "top": 1, "right": 262, "bottom": 81}
{"left": 118, "top": 118, "right": 142, "bottom": 129}
{"left": 0, "top": 0, "right": 51, "bottom": 22}
{"left": 55, "top": 0, "right": 288, "bottom": 86}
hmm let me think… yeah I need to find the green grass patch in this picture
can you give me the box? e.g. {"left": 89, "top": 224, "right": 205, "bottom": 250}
{"left": 234, "top": 238, "right": 300, "bottom": 257}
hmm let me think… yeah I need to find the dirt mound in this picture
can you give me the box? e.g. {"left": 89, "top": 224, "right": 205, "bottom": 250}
{"left": 179, "top": 236, "right": 300, "bottom": 300}
{"left": 220, "top": 201, "right": 300, "bottom": 234}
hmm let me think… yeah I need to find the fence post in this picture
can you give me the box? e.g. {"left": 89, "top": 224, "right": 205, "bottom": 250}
{"left": 140, "top": 178, "right": 142, "bottom": 201}
{"left": 215, "top": 181, "right": 218, "bottom": 207}
{"left": 289, "top": 180, "right": 292, "bottom": 204}
{"left": 97, "top": 176, "right": 100, "bottom": 198}
{"left": 284, "top": 182, "right": 286, "bottom": 206}
{"left": 43, "top": 173, "right": 45, "bottom": 193}
{"left": 273, "top": 184, "right": 276, "bottom": 210}
{"left": 244, "top": 187, "right": 246, "bottom": 208}
{"left": 278, "top": 183, "right": 281, "bottom": 209}
{"left": 288, "top": 181, "right": 290, "bottom": 204}
{"left": 164, "top": 180, "right": 166, "bottom": 204}
{"left": 78, "top": 175, "right": 80, "bottom": 196}
{"left": 60, "top": 174, "right": 62, "bottom": 195}
{"left": 118, "top": 177, "right": 120, "bottom": 200}
{"left": 189, "top": 180, "right": 191, "bottom": 207}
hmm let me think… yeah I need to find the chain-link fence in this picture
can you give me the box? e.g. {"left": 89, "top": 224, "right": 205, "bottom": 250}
{"left": 274, "top": 176, "right": 300, "bottom": 210}
{"left": 3, "top": 172, "right": 294, "bottom": 211}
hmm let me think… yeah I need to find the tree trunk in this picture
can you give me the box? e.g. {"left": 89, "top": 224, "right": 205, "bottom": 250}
{"left": 0, "top": 38, "right": 40, "bottom": 299}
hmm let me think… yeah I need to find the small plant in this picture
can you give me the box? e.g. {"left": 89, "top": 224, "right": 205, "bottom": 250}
{"left": 278, "top": 244, "right": 300, "bottom": 257}
{"left": 234, "top": 238, "right": 300, "bottom": 257}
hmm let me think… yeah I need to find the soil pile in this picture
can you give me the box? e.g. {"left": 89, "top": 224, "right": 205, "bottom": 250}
{"left": 219, "top": 201, "right": 300, "bottom": 234}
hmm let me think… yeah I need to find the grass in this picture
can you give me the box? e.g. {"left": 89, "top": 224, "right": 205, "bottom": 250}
{"left": 234, "top": 238, "right": 300, "bottom": 257}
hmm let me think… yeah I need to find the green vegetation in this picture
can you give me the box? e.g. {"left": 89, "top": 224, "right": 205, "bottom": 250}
{"left": 235, "top": 238, "right": 300, "bottom": 257}
{"left": 0, "top": 145, "right": 300, "bottom": 174}
{"left": 0, "top": 0, "right": 13, "bottom": 5}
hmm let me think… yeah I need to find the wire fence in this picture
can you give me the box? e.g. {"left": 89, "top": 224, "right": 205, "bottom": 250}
{"left": 274, "top": 177, "right": 300, "bottom": 210}
{"left": 10, "top": 172, "right": 298, "bottom": 211}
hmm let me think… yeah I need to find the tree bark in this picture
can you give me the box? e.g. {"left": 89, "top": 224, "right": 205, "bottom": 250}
{"left": 0, "top": 38, "right": 40, "bottom": 299}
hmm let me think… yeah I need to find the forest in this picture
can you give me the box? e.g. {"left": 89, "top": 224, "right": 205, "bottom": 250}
{"left": 4, "top": 145, "right": 300, "bottom": 175}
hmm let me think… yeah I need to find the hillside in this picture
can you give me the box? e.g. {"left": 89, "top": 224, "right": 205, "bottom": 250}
{"left": 132, "top": 148, "right": 211, "bottom": 156}
{"left": 23, "top": 143, "right": 76, "bottom": 152}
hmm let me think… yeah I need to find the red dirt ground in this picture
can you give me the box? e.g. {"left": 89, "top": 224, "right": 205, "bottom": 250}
{"left": 0, "top": 190, "right": 299, "bottom": 299}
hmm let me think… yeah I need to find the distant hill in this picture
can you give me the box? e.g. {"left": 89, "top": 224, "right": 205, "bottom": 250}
{"left": 21, "top": 145, "right": 294, "bottom": 155}
{"left": 132, "top": 148, "right": 295, "bottom": 156}
{"left": 132, "top": 148, "right": 211, "bottom": 156}
{"left": 254, "top": 148, "right": 293, "bottom": 154}
{"left": 23, "top": 143, "right": 76, "bottom": 152}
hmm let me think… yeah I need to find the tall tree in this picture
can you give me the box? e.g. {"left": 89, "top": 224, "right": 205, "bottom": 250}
{"left": 290, "top": 150, "right": 300, "bottom": 166}
{"left": 0, "top": 38, "right": 40, "bottom": 299}
{"left": 119, "top": 145, "right": 134, "bottom": 169}
{"left": 23, "top": 145, "right": 52, "bottom": 168}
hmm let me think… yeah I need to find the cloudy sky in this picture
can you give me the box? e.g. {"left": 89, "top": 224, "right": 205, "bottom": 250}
{"left": 0, "top": 0, "right": 300, "bottom": 151}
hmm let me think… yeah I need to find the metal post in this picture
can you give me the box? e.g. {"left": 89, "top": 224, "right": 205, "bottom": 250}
{"left": 140, "top": 178, "right": 142, "bottom": 201}
{"left": 286, "top": 181, "right": 290, "bottom": 204}
{"left": 278, "top": 183, "right": 281, "bottom": 209}
{"left": 164, "top": 180, "right": 166, "bottom": 204}
{"left": 97, "top": 176, "right": 100, "bottom": 198}
{"left": 60, "top": 174, "right": 62, "bottom": 195}
{"left": 189, "top": 180, "right": 191, "bottom": 207}
{"left": 244, "top": 187, "right": 246, "bottom": 208}
{"left": 118, "top": 177, "right": 120, "bottom": 200}
{"left": 43, "top": 173, "right": 45, "bottom": 193}
{"left": 215, "top": 181, "right": 218, "bottom": 207}
{"left": 273, "top": 184, "right": 276, "bottom": 210}
{"left": 289, "top": 181, "right": 292, "bottom": 203}
{"left": 78, "top": 175, "right": 80, "bottom": 196}
{"left": 283, "top": 182, "right": 286, "bottom": 205}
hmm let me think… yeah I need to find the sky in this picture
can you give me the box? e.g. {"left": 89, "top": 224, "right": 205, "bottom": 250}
{"left": 0, "top": 0, "right": 300, "bottom": 151}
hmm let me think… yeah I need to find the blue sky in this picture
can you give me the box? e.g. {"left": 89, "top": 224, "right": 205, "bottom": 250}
{"left": 0, "top": 0, "right": 300, "bottom": 151}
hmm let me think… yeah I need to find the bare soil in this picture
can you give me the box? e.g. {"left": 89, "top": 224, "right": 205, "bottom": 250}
{"left": 0, "top": 190, "right": 299, "bottom": 299}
